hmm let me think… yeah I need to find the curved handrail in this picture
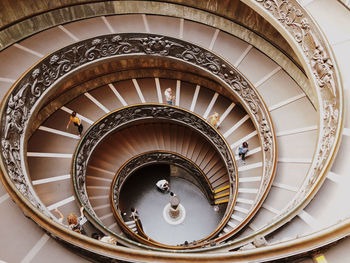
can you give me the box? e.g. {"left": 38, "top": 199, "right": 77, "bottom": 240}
{"left": 134, "top": 219, "right": 150, "bottom": 241}
{"left": 109, "top": 150, "right": 221, "bottom": 246}
{"left": 0, "top": 31, "right": 277, "bottom": 256}
{"left": 0, "top": 1, "right": 343, "bottom": 260}
{"left": 72, "top": 104, "right": 237, "bottom": 249}
{"left": 205, "top": 0, "right": 344, "bottom": 250}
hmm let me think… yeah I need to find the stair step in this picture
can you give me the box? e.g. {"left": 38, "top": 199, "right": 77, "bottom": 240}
{"left": 213, "top": 184, "right": 230, "bottom": 194}
{"left": 214, "top": 199, "right": 229, "bottom": 205}
{"left": 214, "top": 191, "right": 229, "bottom": 199}
{"left": 125, "top": 221, "right": 135, "bottom": 226}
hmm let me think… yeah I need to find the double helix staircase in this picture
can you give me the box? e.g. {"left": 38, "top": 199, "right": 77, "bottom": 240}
{"left": 0, "top": 1, "right": 349, "bottom": 262}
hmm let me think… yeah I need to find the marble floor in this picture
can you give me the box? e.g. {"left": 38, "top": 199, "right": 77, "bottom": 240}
{"left": 119, "top": 164, "right": 226, "bottom": 245}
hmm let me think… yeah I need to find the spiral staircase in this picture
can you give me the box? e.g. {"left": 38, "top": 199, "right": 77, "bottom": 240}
{"left": 0, "top": 1, "right": 349, "bottom": 262}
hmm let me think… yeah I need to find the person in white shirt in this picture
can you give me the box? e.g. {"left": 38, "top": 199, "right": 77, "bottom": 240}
{"left": 100, "top": 235, "right": 117, "bottom": 245}
{"left": 92, "top": 233, "right": 116, "bottom": 245}
{"left": 238, "top": 141, "right": 249, "bottom": 165}
{"left": 156, "top": 179, "right": 170, "bottom": 192}
{"left": 164, "top": 88, "right": 175, "bottom": 105}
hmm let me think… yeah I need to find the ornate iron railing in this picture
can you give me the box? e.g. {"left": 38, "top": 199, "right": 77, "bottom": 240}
{"left": 210, "top": 0, "right": 343, "bottom": 250}
{"left": 0, "top": 0, "right": 344, "bottom": 261}
{"left": 0, "top": 31, "right": 277, "bottom": 256}
{"left": 72, "top": 104, "right": 237, "bottom": 249}
{"left": 0, "top": 32, "right": 276, "bottom": 241}
{"left": 110, "top": 151, "right": 219, "bottom": 247}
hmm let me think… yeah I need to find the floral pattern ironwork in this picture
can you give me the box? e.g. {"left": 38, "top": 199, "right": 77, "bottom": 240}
{"left": 72, "top": 105, "right": 236, "bottom": 216}
{"left": 0, "top": 33, "right": 276, "bottom": 242}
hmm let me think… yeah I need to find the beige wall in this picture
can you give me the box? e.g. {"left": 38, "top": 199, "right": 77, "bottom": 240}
{"left": 0, "top": 0, "right": 301, "bottom": 67}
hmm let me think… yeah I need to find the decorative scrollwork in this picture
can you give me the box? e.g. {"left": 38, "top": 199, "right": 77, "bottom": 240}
{"left": 132, "top": 36, "right": 183, "bottom": 56}
{"left": 252, "top": 0, "right": 342, "bottom": 240}
{"left": 311, "top": 45, "right": 336, "bottom": 96}
{"left": 0, "top": 33, "right": 276, "bottom": 242}
{"left": 256, "top": 0, "right": 310, "bottom": 53}
{"left": 72, "top": 105, "right": 236, "bottom": 218}
{"left": 260, "top": 116, "right": 273, "bottom": 152}
{"left": 0, "top": 0, "right": 341, "bottom": 258}
{"left": 255, "top": 0, "right": 337, "bottom": 100}
{"left": 308, "top": 101, "right": 339, "bottom": 187}
{"left": 177, "top": 45, "right": 221, "bottom": 74}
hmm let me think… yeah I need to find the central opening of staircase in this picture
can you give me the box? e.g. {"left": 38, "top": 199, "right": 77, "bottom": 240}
{"left": 118, "top": 163, "right": 225, "bottom": 245}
